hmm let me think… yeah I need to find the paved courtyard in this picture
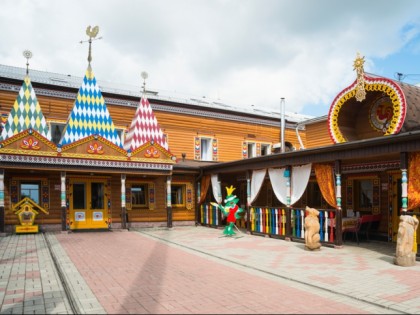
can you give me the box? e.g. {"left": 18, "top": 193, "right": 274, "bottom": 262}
{"left": 1, "top": 226, "right": 419, "bottom": 314}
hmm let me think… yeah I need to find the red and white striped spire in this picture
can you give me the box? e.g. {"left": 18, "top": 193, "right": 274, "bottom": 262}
{"left": 123, "top": 72, "right": 168, "bottom": 151}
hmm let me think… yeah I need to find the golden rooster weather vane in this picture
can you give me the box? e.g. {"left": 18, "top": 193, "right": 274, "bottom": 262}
{"left": 80, "top": 25, "right": 102, "bottom": 67}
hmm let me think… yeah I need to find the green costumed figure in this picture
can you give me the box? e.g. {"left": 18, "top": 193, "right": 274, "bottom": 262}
{"left": 212, "top": 185, "right": 244, "bottom": 236}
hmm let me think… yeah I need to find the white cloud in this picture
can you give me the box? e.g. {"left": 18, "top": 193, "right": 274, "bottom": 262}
{"left": 1, "top": 0, "right": 420, "bottom": 116}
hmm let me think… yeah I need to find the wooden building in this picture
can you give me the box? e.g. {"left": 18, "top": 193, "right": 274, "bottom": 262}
{"left": 1, "top": 48, "right": 419, "bottom": 251}
{"left": 198, "top": 54, "right": 420, "bottom": 248}
{"left": 0, "top": 49, "right": 308, "bottom": 233}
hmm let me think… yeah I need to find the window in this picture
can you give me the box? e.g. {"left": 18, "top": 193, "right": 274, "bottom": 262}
{"left": 91, "top": 182, "right": 104, "bottom": 209}
{"left": 261, "top": 143, "right": 271, "bottom": 156}
{"left": 171, "top": 184, "right": 185, "bottom": 207}
{"left": 50, "top": 123, "right": 65, "bottom": 145}
{"left": 356, "top": 179, "right": 373, "bottom": 210}
{"left": 306, "top": 181, "right": 323, "bottom": 208}
{"left": 73, "top": 183, "right": 86, "bottom": 209}
{"left": 201, "top": 138, "right": 212, "bottom": 161}
{"left": 20, "top": 182, "right": 41, "bottom": 204}
{"left": 131, "top": 184, "right": 149, "bottom": 207}
{"left": 247, "top": 142, "right": 256, "bottom": 158}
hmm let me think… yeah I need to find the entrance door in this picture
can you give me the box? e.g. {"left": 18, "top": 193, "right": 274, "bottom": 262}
{"left": 69, "top": 179, "right": 109, "bottom": 230}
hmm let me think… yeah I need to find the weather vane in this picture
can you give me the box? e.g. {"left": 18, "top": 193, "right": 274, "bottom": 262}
{"left": 80, "top": 25, "right": 102, "bottom": 67}
{"left": 141, "top": 71, "right": 148, "bottom": 93}
{"left": 23, "top": 50, "right": 32, "bottom": 75}
{"left": 353, "top": 52, "right": 366, "bottom": 102}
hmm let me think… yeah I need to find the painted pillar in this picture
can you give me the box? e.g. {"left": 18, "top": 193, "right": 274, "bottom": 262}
{"left": 246, "top": 171, "right": 251, "bottom": 233}
{"left": 0, "top": 170, "right": 4, "bottom": 233}
{"left": 60, "top": 172, "right": 66, "bottom": 231}
{"left": 401, "top": 169, "right": 408, "bottom": 213}
{"left": 401, "top": 152, "right": 408, "bottom": 214}
{"left": 167, "top": 176, "right": 172, "bottom": 228}
{"left": 196, "top": 180, "right": 201, "bottom": 225}
{"left": 335, "top": 160, "right": 343, "bottom": 246}
{"left": 284, "top": 166, "right": 291, "bottom": 207}
{"left": 217, "top": 179, "right": 222, "bottom": 225}
{"left": 121, "top": 174, "right": 127, "bottom": 229}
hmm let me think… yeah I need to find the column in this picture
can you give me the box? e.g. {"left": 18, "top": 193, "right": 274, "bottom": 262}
{"left": 60, "top": 172, "right": 66, "bottom": 231}
{"left": 246, "top": 171, "right": 251, "bottom": 233}
{"left": 335, "top": 160, "right": 343, "bottom": 246}
{"left": 167, "top": 176, "right": 172, "bottom": 228}
{"left": 121, "top": 174, "right": 127, "bottom": 229}
{"left": 0, "top": 170, "right": 4, "bottom": 233}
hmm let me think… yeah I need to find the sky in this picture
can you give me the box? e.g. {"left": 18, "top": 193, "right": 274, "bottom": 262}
{"left": 1, "top": 0, "right": 420, "bottom": 118}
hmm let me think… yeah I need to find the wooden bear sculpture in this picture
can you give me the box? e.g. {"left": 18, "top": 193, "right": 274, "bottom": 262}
{"left": 304, "top": 206, "right": 321, "bottom": 250}
{"left": 395, "top": 215, "right": 419, "bottom": 267}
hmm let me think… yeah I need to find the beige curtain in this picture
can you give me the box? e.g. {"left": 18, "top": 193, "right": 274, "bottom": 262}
{"left": 314, "top": 163, "right": 338, "bottom": 209}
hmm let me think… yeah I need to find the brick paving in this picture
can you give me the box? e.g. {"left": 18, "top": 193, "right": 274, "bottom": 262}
{"left": 1, "top": 226, "right": 419, "bottom": 314}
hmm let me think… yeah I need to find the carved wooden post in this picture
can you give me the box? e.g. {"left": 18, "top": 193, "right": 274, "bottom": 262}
{"left": 0, "top": 170, "right": 4, "bottom": 233}
{"left": 121, "top": 174, "right": 127, "bottom": 229}
{"left": 60, "top": 172, "right": 66, "bottom": 231}
{"left": 166, "top": 176, "right": 172, "bottom": 228}
{"left": 335, "top": 160, "right": 343, "bottom": 246}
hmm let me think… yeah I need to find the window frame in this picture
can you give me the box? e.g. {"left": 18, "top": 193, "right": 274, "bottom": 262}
{"left": 170, "top": 184, "right": 186, "bottom": 208}
{"left": 200, "top": 137, "right": 213, "bottom": 161}
{"left": 20, "top": 181, "right": 41, "bottom": 205}
{"left": 131, "top": 183, "right": 149, "bottom": 209}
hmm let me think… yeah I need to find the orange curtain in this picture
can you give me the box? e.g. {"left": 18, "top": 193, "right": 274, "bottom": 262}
{"left": 408, "top": 152, "right": 420, "bottom": 210}
{"left": 198, "top": 174, "right": 211, "bottom": 205}
{"left": 314, "top": 163, "right": 338, "bottom": 209}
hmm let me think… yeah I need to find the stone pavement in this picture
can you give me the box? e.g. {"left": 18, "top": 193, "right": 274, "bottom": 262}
{"left": 0, "top": 226, "right": 419, "bottom": 314}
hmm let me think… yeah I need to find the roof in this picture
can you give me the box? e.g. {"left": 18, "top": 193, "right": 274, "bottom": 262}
{"left": 59, "top": 67, "right": 122, "bottom": 147}
{"left": 0, "top": 64, "right": 313, "bottom": 124}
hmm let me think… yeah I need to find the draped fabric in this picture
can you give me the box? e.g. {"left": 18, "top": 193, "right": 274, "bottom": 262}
{"left": 408, "top": 152, "right": 420, "bottom": 210}
{"left": 268, "top": 167, "right": 288, "bottom": 205}
{"left": 314, "top": 163, "right": 338, "bottom": 209}
{"left": 249, "top": 169, "right": 267, "bottom": 205}
{"left": 211, "top": 174, "right": 222, "bottom": 204}
{"left": 198, "top": 175, "right": 211, "bottom": 205}
{"left": 290, "top": 163, "right": 312, "bottom": 205}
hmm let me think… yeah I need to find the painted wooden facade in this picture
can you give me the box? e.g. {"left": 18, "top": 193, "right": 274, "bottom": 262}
{"left": 0, "top": 61, "right": 305, "bottom": 233}
{"left": 198, "top": 54, "right": 420, "bottom": 248}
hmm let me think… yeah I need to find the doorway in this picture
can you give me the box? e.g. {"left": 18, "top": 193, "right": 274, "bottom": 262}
{"left": 69, "top": 178, "right": 109, "bottom": 230}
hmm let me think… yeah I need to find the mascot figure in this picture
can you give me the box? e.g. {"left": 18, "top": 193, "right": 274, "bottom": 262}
{"left": 213, "top": 185, "right": 244, "bottom": 236}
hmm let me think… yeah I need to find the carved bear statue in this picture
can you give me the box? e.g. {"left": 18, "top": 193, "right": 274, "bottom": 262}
{"left": 304, "top": 206, "right": 321, "bottom": 250}
{"left": 395, "top": 214, "right": 419, "bottom": 267}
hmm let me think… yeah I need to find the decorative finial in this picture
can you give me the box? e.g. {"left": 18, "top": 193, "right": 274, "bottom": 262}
{"left": 80, "top": 25, "right": 102, "bottom": 68}
{"left": 141, "top": 71, "right": 148, "bottom": 93}
{"left": 353, "top": 52, "right": 366, "bottom": 102}
{"left": 22, "top": 50, "right": 33, "bottom": 75}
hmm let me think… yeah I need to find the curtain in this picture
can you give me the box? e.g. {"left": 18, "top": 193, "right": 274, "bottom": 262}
{"left": 290, "top": 163, "right": 312, "bottom": 205}
{"left": 408, "top": 152, "right": 420, "bottom": 210}
{"left": 314, "top": 163, "right": 338, "bottom": 209}
{"left": 249, "top": 169, "right": 266, "bottom": 205}
{"left": 268, "top": 167, "right": 288, "bottom": 205}
{"left": 198, "top": 174, "right": 211, "bottom": 205}
{"left": 211, "top": 174, "right": 222, "bottom": 204}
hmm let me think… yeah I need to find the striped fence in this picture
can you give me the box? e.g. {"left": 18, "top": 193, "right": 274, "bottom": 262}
{"left": 199, "top": 203, "right": 340, "bottom": 246}
{"left": 250, "top": 207, "right": 338, "bottom": 245}
{"left": 200, "top": 203, "right": 220, "bottom": 227}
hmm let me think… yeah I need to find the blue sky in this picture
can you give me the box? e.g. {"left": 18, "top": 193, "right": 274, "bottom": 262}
{"left": 1, "top": 0, "right": 420, "bottom": 118}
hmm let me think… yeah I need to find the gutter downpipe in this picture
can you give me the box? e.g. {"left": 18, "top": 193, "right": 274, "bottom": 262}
{"left": 280, "top": 98, "right": 285, "bottom": 153}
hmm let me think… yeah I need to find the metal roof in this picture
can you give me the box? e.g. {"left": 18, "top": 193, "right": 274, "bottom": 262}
{"left": 0, "top": 64, "right": 314, "bottom": 124}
